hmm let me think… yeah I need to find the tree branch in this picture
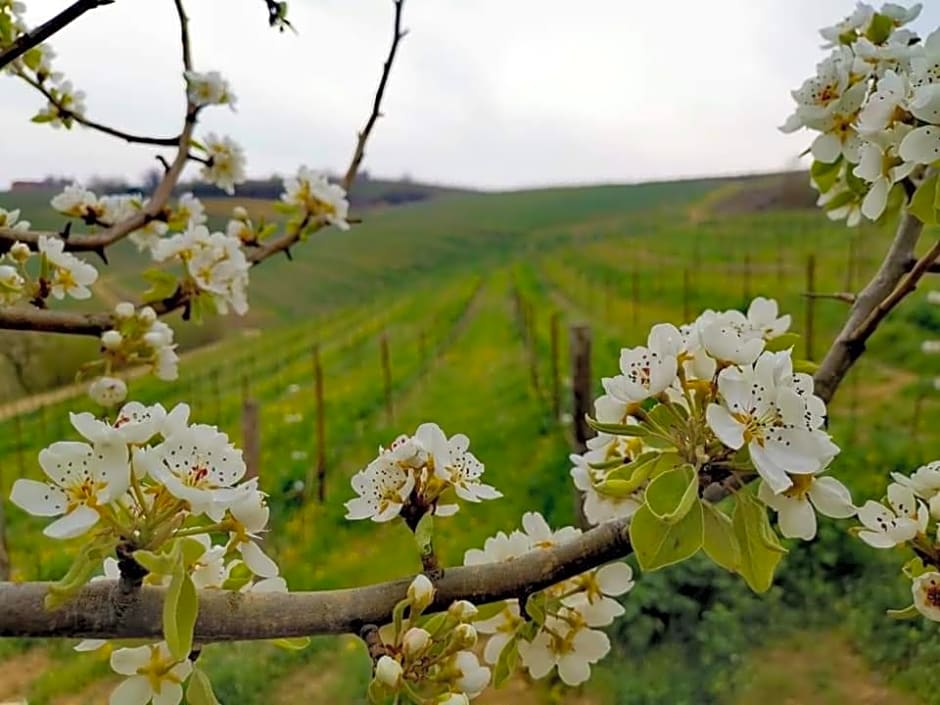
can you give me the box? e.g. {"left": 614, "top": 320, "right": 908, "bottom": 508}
{"left": 0, "top": 518, "right": 631, "bottom": 640}
{"left": 0, "top": 0, "right": 115, "bottom": 71}
{"left": 14, "top": 71, "right": 181, "bottom": 146}
{"left": 813, "top": 210, "right": 927, "bottom": 404}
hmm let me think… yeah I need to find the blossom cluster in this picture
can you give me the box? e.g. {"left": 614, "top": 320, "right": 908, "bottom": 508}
{"left": 93, "top": 300, "right": 180, "bottom": 396}
{"left": 570, "top": 297, "right": 855, "bottom": 542}
{"left": 345, "top": 422, "right": 501, "bottom": 522}
{"left": 854, "top": 460, "right": 940, "bottom": 622}
{"left": 9, "top": 400, "right": 284, "bottom": 705}
{"left": 281, "top": 166, "right": 351, "bottom": 231}
{"left": 0, "top": 228, "right": 99, "bottom": 306}
{"left": 781, "top": 2, "right": 938, "bottom": 224}
{"left": 370, "top": 575, "right": 490, "bottom": 704}
{"left": 464, "top": 512, "right": 634, "bottom": 686}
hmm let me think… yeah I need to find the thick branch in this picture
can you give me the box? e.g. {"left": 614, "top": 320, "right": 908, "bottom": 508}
{"left": 813, "top": 210, "right": 927, "bottom": 404}
{"left": 0, "top": 518, "right": 630, "bottom": 640}
{"left": 0, "top": 0, "right": 115, "bottom": 71}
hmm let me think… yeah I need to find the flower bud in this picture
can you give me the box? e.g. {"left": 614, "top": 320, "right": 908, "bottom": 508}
{"left": 101, "top": 330, "right": 123, "bottom": 350}
{"left": 453, "top": 623, "right": 477, "bottom": 649}
{"left": 114, "top": 301, "right": 135, "bottom": 319}
{"left": 374, "top": 655, "right": 403, "bottom": 688}
{"left": 448, "top": 600, "right": 478, "bottom": 621}
{"left": 402, "top": 627, "right": 431, "bottom": 657}
{"left": 407, "top": 574, "right": 435, "bottom": 611}
{"left": 143, "top": 331, "right": 166, "bottom": 348}
{"left": 232, "top": 206, "right": 248, "bottom": 220}
{"left": 88, "top": 376, "right": 127, "bottom": 407}
{"left": 0, "top": 264, "right": 23, "bottom": 291}
{"left": 929, "top": 494, "right": 940, "bottom": 521}
{"left": 138, "top": 306, "right": 157, "bottom": 324}
{"left": 9, "top": 241, "right": 30, "bottom": 263}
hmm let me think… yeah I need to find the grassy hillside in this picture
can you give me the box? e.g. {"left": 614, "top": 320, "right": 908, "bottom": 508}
{"left": 0, "top": 176, "right": 938, "bottom": 704}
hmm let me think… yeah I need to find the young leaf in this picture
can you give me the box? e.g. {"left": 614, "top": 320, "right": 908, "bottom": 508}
{"left": 272, "top": 637, "right": 311, "bottom": 651}
{"left": 164, "top": 559, "right": 199, "bottom": 661}
{"left": 645, "top": 464, "right": 698, "bottom": 524}
{"left": 764, "top": 332, "right": 800, "bottom": 353}
{"left": 586, "top": 417, "right": 648, "bottom": 437}
{"left": 732, "top": 491, "right": 787, "bottom": 593}
{"left": 629, "top": 500, "right": 704, "bottom": 572}
{"left": 186, "top": 668, "right": 221, "bottom": 705}
{"left": 703, "top": 502, "right": 741, "bottom": 573}
{"left": 887, "top": 604, "right": 920, "bottom": 620}
{"left": 414, "top": 512, "right": 434, "bottom": 556}
{"left": 141, "top": 268, "right": 179, "bottom": 304}
{"left": 810, "top": 158, "right": 842, "bottom": 194}
{"left": 45, "top": 536, "right": 117, "bottom": 610}
{"left": 909, "top": 173, "right": 940, "bottom": 225}
{"left": 492, "top": 635, "right": 520, "bottom": 688}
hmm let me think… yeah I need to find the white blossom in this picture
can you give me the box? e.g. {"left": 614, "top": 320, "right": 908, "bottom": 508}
{"left": 857, "top": 482, "right": 928, "bottom": 548}
{"left": 38, "top": 234, "right": 98, "bottom": 300}
{"left": 109, "top": 642, "right": 192, "bottom": 705}
{"left": 758, "top": 469, "right": 856, "bottom": 540}
{"left": 912, "top": 571, "right": 940, "bottom": 622}
{"left": 200, "top": 134, "right": 246, "bottom": 195}
{"left": 184, "top": 70, "right": 236, "bottom": 109}
{"left": 517, "top": 615, "right": 610, "bottom": 687}
{"left": 0, "top": 207, "right": 30, "bottom": 232}
{"left": 50, "top": 183, "right": 100, "bottom": 219}
{"left": 10, "top": 440, "right": 130, "bottom": 539}
{"left": 707, "top": 351, "right": 839, "bottom": 494}
{"left": 603, "top": 323, "right": 679, "bottom": 403}
{"left": 281, "top": 167, "right": 350, "bottom": 230}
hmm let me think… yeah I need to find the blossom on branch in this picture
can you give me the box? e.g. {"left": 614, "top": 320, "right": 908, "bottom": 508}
{"left": 200, "top": 134, "right": 246, "bottom": 195}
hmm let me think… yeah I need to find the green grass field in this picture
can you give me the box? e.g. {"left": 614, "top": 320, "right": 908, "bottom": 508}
{"left": 0, "top": 177, "right": 939, "bottom": 705}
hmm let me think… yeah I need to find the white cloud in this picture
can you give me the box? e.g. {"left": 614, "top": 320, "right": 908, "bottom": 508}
{"left": 1, "top": 0, "right": 938, "bottom": 189}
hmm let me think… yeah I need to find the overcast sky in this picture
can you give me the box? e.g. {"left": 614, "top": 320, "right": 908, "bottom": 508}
{"left": 2, "top": 1, "right": 939, "bottom": 190}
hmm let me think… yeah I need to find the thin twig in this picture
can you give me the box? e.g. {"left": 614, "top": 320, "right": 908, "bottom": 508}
{"left": 341, "top": 0, "right": 407, "bottom": 192}
{"left": 801, "top": 291, "right": 856, "bottom": 304}
{"left": 0, "top": 0, "right": 115, "bottom": 71}
{"left": 16, "top": 72, "right": 180, "bottom": 146}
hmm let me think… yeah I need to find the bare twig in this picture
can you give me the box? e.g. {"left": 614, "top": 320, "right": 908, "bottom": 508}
{"left": 801, "top": 291, "right": 856, "bottom": 304}
{"left": 0, "top": 0, "right": 115, "bottom": 71}
{"left": 341, "top": 0, "right": 407, "bottom": 192}
{"left": 15, "top": 72, "right": 181, "bottom": 146}
{"left": 0, "top": 517, "right": 631, "bottom": 641}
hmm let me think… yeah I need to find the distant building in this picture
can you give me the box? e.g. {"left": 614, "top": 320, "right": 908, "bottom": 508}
{"left": 10, "top": 179, "right": 68, "bottom": 193}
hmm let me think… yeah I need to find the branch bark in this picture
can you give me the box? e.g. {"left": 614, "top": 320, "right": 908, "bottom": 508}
{"left": 0, "top": 518, "right": 630, "bottom": 640}
{"left": 0, "top": 0, "right": 115, "bottom": 71}
{"left": 813, "top": 210, "right": 927, "bottom": 404}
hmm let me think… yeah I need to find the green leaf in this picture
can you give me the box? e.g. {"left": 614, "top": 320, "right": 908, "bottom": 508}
{"left": 272, "top": 637, "right": 311, "bottom": 651}
{"left": 22, "top": 47, "right": 43, "bottom": 72}
{"left": 887, "top": 604, "right": 920, "bottom": 620}
{"left": 221, "top": 561, "right": 253, "bottom": 591}
{"left": 793, "top": 359, "right": 819, "bottom": 374}
{"left": 141, "top": 268, "right": 178, "bottom": 304}
{"left": 524, "top": 594, "right": 546, "bottom": 626}
{"left": 845, "top": 164, "right": 869, "bottom": 196}
{"left": 586, "top": 417, "right": 647, "bottom": 437}
{"left": 588, "top": 456, "right": 631, "bottom": 471}
{"left": 703, "top": 502, "right": 741, "bottom": 573}
{"left": 645, "top": 465, "right": 698, "bottom": 524}
{"left": 186, "top": 668, "right": 221, "bottom": 705}
{"left": 629, "top": 500, "right": 704, "bottom": 572}
{"left": 865, "top": 12, "right": 894, "bottom": 44}
{"left": 810, "top": 158, "right": 842, "bottom": 194}
{"left": 821, "top": 189, "right": 856, "bottom": 212}
{"left": 764, "top": 332, "right": 800, "bottom": 353}
{"left": 492, "top": 635, "right": 520, "bottom": 688}
{"left": 164, "top": 559, "right": 198, "bottom": 661}
{"left": 597, "top": 478, "right": 645, "bottom": 498}
{"left": 30, "top": 113, "right": 54, "bottom": 124}
{"left": 903, "top": 557, "right": 930, "bottom": 579}
{"left": 732, "top": 491, "right": 787, "bottom": 593}
{"left": 414, "top": 513, "right": 434, "bottom": 556}
{"left": 472, "top": 601, "right": 509, "bottom": 623}
{"left": 909, "top": 173, "right": 940, "bottom": 225}
{"left": 133, "top": 548, "right": 177, "bottom": 577}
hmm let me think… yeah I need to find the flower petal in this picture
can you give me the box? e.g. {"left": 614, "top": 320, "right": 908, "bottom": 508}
{"left": 10, "top": 479, "right": 66, "bottom": 517}
{"left": 808, "top": 476, "right": 856, "bottom": 519}
{"left": 44, "top": 505, "right": 100, "bottom": 539}
{"left": 109, "top": 676, "right": 152, "bottom": 705}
